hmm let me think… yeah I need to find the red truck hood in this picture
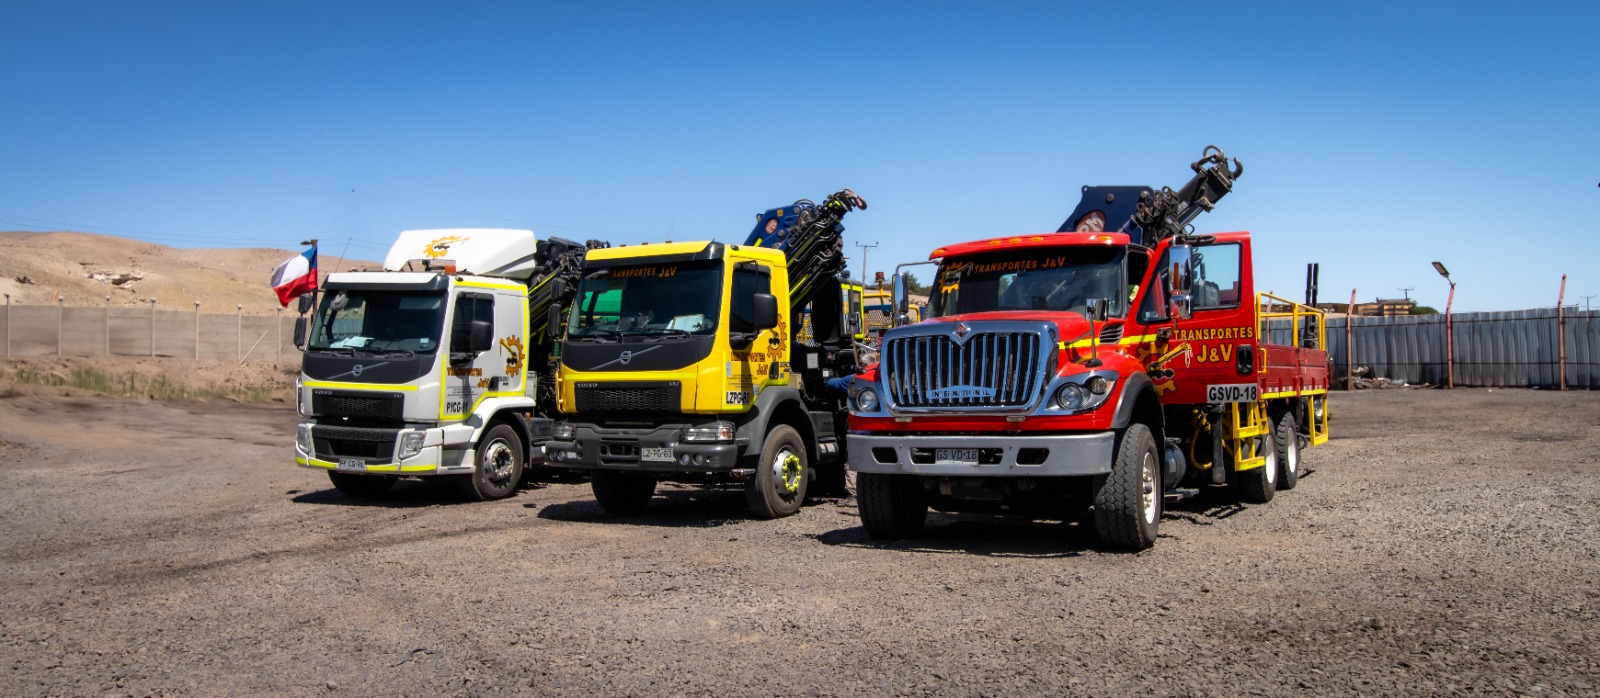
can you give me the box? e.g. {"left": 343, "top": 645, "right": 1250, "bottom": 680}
{"left": 922, "top": 310, "right": 1106, "bottom": 344}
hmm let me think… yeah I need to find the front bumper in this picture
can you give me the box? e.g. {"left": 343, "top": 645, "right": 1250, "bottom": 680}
{"left": 848, "top": 432, "right": 1115, "bottom": 477}
{"left": 294, "top": 422, "right": 474, "bottom": 476}
{"left": 545, "top": 422, "right": 742, "bottom": 473}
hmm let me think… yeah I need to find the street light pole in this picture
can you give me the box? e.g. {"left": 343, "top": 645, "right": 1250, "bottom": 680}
{"left": 56, "top": 297, "right": 64, "bottom": 357}
{"left": 194, "top": 301, "right": 202, "bottom": 360}
{"left": 149, "top": 298, "right": 157, "bottom": 357}
{"left": 4, "top": 293, "right": 10, "bottom": 357}
{"left": 105, "top": 296, "right": 111, "bottom": 356}
{"left": 1431, "top": 262, "right": 1455, "bottom": 389}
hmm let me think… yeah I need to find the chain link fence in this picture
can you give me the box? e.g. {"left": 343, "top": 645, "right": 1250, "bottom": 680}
{"left": 1, "top": 302, "right": 301, "bottom": 362}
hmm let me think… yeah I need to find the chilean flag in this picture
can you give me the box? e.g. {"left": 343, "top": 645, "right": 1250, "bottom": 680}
{"left": 270, "top": 246, "right": 318, "bottom": 307}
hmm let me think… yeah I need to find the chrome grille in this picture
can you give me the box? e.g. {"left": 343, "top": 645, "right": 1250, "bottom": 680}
{"left": 883, "top": 331, "right": 1044, "bottom": 409}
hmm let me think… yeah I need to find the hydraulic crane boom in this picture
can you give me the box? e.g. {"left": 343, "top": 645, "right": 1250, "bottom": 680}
{"left": 744, "top": 188, "right": 867, "bottom": 345}
{"left": 1059, "top": 146, "right": 1243, "bottom": 246}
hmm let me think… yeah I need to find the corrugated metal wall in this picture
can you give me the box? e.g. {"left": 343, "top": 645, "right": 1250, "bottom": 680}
{"left": 1326, "top": 308, "right": 1599, "bottom": 388}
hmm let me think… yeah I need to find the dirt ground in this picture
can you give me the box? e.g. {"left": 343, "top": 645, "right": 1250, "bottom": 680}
{"left": 1, "top": 384, "right": 1597, "bottom": 697}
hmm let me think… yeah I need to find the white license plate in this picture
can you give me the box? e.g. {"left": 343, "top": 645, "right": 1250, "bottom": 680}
{"left": 1207, "top": 383, "right": 1259, "bottom": 403}
{"left": 934, "top": 448, "right": 980, "bottom": 465}
{"left": 336, "top": 458, "right": 366, "bottom": 471}
{"left": 641, "top": 447, "right": 674, "bottom": 463}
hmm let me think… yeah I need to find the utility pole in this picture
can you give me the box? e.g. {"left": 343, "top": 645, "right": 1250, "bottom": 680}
{"left": 1398, "top": 287, "right": 1413, "bottom": 301}
{"left": 1583, "top": 295, "right": 1595, "bottom": 313}
{"left": 1558, "top": 274, "right": 1567, "bottom": 391}
{"left": 105, "top": 296, "right": 111, "bottom": 356}
{"left": 856, "top": 241, "right": 879, "bottom": 284}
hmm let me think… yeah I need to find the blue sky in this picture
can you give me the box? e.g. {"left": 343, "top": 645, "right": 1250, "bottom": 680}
{"left": 2, "top": 1, "right": 1596, "bottom": 312}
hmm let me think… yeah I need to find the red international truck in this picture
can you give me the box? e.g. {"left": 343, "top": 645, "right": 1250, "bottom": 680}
{"left": 846, "top": 148, "right": 1330, "bottom": 550}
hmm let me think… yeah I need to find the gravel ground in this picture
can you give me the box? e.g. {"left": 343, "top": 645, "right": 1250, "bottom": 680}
{"left": 1, "top": 386, "right": 1597, "bottom": 696}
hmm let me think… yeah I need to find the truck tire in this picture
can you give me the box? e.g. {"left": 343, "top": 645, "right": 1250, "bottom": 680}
{"left": 1273, "top": 408, "right": 1300, "bottom": 490}
{"left": 328, "top": 472, "right": 396, "bottom": 499}
{"left": 857, "top": 472, "right": 928, "bottom": 539}
{"left": 745, "top": 424, "right": 807, "bottom": 519}
{"left": 458, "top": 423, "right": 524, "bottom": 501}
{"left": 1234, "top": 434, "right": 1278, "bottom": 504}
{"left": 1094, "top": 423, "right": 1160, "bottom": 551}
{"left": 591, "top": 470, "right": 656, "bottom": 515}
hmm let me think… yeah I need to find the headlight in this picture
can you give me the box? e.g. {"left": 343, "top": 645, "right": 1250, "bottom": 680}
{"left": 552, "top": 423, "right": 575, "bottom": 440}
{"left": 1085, "top": 375, "right": 1109, "bottom": 395}
{"left": 683, "top": 421, "right": 734, "bottom": 443}
{"left": 397, "top": 431, "right": 426, "bottom": 460}
{"left": 296, "top": 423, "right": 314, "bottom": 454}
{"left": 853, "top": 387, "right": 879, "bottom": 412}
{"left": 1054, "top": 384, "right": 1086, "bottom": 410}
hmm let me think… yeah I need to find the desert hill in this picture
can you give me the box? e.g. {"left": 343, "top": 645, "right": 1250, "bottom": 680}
{"left": 0, "top": 231, "right": 377, "bottom": 315}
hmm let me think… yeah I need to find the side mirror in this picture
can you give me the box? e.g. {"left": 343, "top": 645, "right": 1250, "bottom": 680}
{"left": 892, "top": 273, "right": 911, "bottom": 322}
{"left": 297, "top": 294, "right": 314, "bottom": 314}
{"left": 293, "top": 317, "right": 308, "bottom": 348}
{"left": 550, "top": 278, "right": 568, "bottom": 300}
{"left": 752, "top": 293, "right": 778, "bottom": 331}
{"left": 1167, "top": 244, "right": 1194, "bottom": 320}
{"left": 1086, "top": 298, "right": 1109, "bottom": 322}
{"left": 547, "top": 304, "right": 564, "bottom": 337}
{"left": 469, "top": 320, "right": 493, "bottom": 353}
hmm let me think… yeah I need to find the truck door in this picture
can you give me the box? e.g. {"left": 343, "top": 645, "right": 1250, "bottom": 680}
{"left": 443, "top": 292, "right": 499, "bottom": 420}
{"left": 727, "top": 262, "right": 783, "bottom": 408}
{"left": 1163, "top": 237, "right": 1257, "bottom": 404}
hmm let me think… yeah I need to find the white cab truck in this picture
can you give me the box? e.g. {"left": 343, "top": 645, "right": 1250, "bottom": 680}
{"left": 293, "top": 228, "right": 599, "bottom": 500}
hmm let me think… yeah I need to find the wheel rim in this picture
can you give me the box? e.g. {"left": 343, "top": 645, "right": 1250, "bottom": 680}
{"left": 1285, "top": 435, "right": 1299, "bottom": 475}
{"left": 772, "top": 447, "right": 802, "bottom": 495}
{"left": 482, "top": 438, "right": 515, "bottom": 483}
{"left": 1262, "top": 437, "right": 1277, "bottom": 485}
{"left": 1140, "top": 450, "right": 1158, "bottom": 524}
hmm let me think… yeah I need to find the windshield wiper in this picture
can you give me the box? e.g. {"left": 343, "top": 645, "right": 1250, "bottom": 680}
{"left": 643, "top": 328, "right": 692, "bottom": 341}
{"left": 312, "top": 347, "right": 355, "bottom": 357}
{"left": 367, "top": 349, "right": 416, "bottom": 358}
{"left": 569, "top": 328, "right": 622, "bottom": 343}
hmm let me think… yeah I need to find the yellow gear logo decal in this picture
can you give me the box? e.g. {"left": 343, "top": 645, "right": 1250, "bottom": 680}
{"left": 424, "top": 235, "right": 469, "bottom": 259}
{"left": 498, "top": 335, "right": 524, "bottom": 378}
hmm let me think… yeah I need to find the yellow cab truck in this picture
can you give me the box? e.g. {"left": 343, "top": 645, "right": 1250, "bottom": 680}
{"left": 544, "top": 189, "right": 868, "bottom": 518}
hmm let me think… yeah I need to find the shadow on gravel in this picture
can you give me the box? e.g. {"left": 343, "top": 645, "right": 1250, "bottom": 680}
{"left": 812, "top": 515, "right": 1096, "bottom": 558}
{"left": 289, "top": 479, "right": 551, "bottom": 508}
{"left": 536, "top": 484, "right": 756, "bottom": 528}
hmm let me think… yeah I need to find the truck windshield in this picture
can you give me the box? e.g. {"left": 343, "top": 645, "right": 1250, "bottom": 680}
{"left": 567, "top": 260, "right": 722, "bottom": 340}
{"left": 308, "top": 290, "right": 446, "bottom": 353}
{"left": 929, "top": 247, "right": 1126, "bottom": 318}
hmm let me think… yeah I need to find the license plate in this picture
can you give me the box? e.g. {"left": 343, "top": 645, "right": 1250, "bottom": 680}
{"left": 1207, "top": 383, "right": 1259, "bottom": 403}
{"left": 336, "top": 458, "right": 366, "bottom": 471}
{"left": 641, "top": 447, "right": 674, "bottom": 463}
{"left": 934, "top": 448, "right": 980, "bottom": 465}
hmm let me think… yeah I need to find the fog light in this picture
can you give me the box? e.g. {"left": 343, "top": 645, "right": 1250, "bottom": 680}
{"left": 397, "top": 431, "right": 426, "bottom": 460}
{"left": 296, "top": 423, "right": 314, "bottom": 455}
{"left": 553, "top": 423, "right": 575, "bottom": 440}
{"left": 693, "top": 454, "right": 706, "bottom": 465}
{"left": 1085, "top": 376, "right": 1109, "bottom": 395}
{"left": 679, "top": 454, "right": 692, "bottom": 465}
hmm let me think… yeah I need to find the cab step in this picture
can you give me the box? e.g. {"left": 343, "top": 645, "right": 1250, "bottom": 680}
{"left": 1163, "top": 487, "right": 1199, "bottom": 503}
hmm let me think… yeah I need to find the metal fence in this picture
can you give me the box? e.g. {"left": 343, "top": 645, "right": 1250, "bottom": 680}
{"left": 1, "top": 302, "right": 301, "bottom": 362}
{"left": 1326, "top": 308, "right": 1599, "bottom": 389}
